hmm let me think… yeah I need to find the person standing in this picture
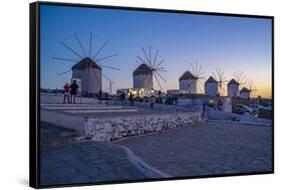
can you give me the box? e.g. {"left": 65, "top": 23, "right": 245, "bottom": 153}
{"left": 150, "top": 95, "right": 155, "bottom": 109}
{"left": 202, "top": 102, "right": 208, "bottom": 117}
{"left": 63, "top": 83, "right": 70, "bottom": 103}
{"left": 70, "top": 80, "right": 79, "bottom": 104}
{"left": 129, "top": 92, "right": 134, "bottom": 106}
{"left": 218, "top": 98, "right": 223, "bottom": 111}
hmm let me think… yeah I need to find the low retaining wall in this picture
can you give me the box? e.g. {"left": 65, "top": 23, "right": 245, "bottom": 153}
{"left": 85, "top": 112, "right": 201, "bottom": 142}
{"left": 207, "top": 110, "right": 272, "bottom": 126}
{"left": 41, "top": 107, "right": 202, "bottom": 142}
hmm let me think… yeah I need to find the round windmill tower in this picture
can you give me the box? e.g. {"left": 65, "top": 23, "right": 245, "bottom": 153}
{"left": 240, "top": 87, "right": 251, "bottom": 99}
{"left": 54, "top": 32, "right": 120, "bottom": 95}
{"left": 204, "top": 76, "right": 218, "bottom": 97}
{"left": 179, "top": 62, "right": 205, "bottom": 94}
{"left": 179, "top": 71, "right": 197, "bottom": 93}
{"left": 240, "top": 78, "right": 257, "bottom": 99}
{"left": 227, "top": 79, "right": 240, "bottom": 97}
{"left": 133, "top": 46, "right": 166, "bottom": 90}
{"left": 133, "top": 64, "right": 153, "bottom": 89}
{"left": 71, "top": 58, "right": 102, "bottom": 93}
{"left": 227, "top": 70, "right": 246, "bottom": 97}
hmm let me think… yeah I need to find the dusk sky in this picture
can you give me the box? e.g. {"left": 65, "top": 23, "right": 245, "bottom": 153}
{"left": 40, "top": 4, "right": 272, "bottom": 98}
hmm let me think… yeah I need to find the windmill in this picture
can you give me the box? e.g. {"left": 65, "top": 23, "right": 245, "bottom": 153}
{"left": 189, "top": 62, "right": 205, "bottom": 93}
{"left": 233, "top": 70, "right": 247, "bottom": 89}
{"left": 227, "top": 70, "right": 247, "bottom": 97}
{"left": 133, "top": 46, "right": 167, "bottom": 91}
{"left": 246, "top": 78, "right": 258, "bottom": 97}
{"left": 212, "top": 68, "right": 228, "bottom": 96}
{"left": 53, "top": 32, "right": 120, "bottom": 94}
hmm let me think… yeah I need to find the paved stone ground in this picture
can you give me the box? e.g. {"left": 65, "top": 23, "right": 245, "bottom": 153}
{"left": 116, "top": 121, "right": 272, "bottom": 177}
{"left": 40, "top": 121, "right": 272, "bottom": 186}
{"left": 40, "top": 122, "right": 81, "bottom": 146}
{"left": 40, "top": 141, "right": 148, "bottom": 186}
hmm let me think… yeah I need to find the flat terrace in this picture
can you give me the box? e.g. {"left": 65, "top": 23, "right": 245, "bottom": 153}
{"left": 40, "top": 103, "right": 173, "bottom": 118}
{"left": 41, "top": 95, "right": 201, "bottom": 141}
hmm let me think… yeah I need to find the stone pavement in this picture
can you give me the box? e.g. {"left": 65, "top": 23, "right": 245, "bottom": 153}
{"left": 40, "top": 121, "right": 272, "bottom": 186}
{"left": 116, "top": 121, "right": 272, "bottom": 177}
{"left": 40, "top": 141, "right": 149, "bottom": 186}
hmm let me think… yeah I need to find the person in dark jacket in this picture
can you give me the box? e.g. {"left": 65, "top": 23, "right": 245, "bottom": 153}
{"left": 70, "top": 80, "right": 79, "bottom": 104}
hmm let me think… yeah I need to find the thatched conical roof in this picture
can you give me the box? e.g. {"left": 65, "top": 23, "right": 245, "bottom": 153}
{"left": 179, "top": 71, "right": 197, "bottom": 81}
{"left": 133, "top": 64, "right": 152, "bottom": 76}
{"left": 240, "top": 87, "right": 250, "bottom": 93}
{"left": 205, "top": 76, "right": 218, "bottom": 84}
{"left": 227, "top": 79, "right": 239, "bottom": 85}
{"left": 72, "top": 57, "right": 101, "bottom": 70}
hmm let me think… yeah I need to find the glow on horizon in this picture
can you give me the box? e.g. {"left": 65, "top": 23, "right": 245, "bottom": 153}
{"left": 40, "top": 5, "right": 272, "bottom": 99}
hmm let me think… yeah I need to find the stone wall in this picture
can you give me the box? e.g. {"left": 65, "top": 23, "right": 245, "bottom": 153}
{"left": 207, "top": 110, "right": 272, "bottom": 126}
{"left": 85, "top": 112, "right": 202, "bottom": 142}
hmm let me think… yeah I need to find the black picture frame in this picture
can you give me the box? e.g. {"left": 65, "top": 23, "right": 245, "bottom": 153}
{"left": 30, "top": 1, "right": 274, "bottom": 188}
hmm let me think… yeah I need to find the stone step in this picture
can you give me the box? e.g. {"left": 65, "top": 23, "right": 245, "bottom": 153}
{"left": 65, "top": 109, "right": 138, "bottom": 113}
{"left": 41, "top": 106, "right": 125, "bottom": 110}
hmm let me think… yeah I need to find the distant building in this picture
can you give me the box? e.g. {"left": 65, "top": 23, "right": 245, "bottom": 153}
{"left": 227, "top": 79, "right": 239, "bottom": 97}
{"left": 116, "top": 88, "right": 158, "bottom": 98}
{"left": 71, "top": 58, "right": 102, "bottom": 94}
{"left": 240, "top": 87, "right": 250, "bottom": 99}
{"left": 133, "top": 64, "right": 153, "bottom": 89}
{"left": 179, "top": 71, "right": 197, "bottom": 94}
{"left": 204, "top": 76, "right": 218, "bottom": 97}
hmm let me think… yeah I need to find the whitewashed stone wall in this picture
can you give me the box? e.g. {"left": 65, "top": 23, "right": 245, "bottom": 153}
{"left": 85, "top": 112, "right": 201, "bottom": 142}
{"left": 179, "top": 79, "right": 197, "bottom": 93}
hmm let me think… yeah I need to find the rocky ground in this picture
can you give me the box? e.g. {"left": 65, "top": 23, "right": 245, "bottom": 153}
{"left": 40, "top": 121, "right": 272, "bottom": 186}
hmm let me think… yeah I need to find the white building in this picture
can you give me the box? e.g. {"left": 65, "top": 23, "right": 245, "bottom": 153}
{"left": 71, "top": 57, "right": 102, "bottom": 94}
{"left": 227, "top": 79, "right": 239, "bottom": 97}
{"left": 179, "top": 71, "right": 197, "bottom": 94}
{"left": 204, "top": 76, "right": 218, "bottom": 97}
{"left": 116, "top": 88, "right": 158, "bottom": 98}
{"left": 240, "top": 87, "right": 250, "bottom": 99}
{"left": 133, "top": 64, "right": 153, "bottom": 89}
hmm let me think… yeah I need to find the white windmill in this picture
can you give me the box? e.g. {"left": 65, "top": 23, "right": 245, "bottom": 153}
{"left": 241, "top": 78, "right": 257, "bottom": 99}
{"left": 53, "top": 32, "right": 120, "bottom": 95}
{"left": 133, "top": 46, "right": 166, "bottom": 91}
{"left": 179, "top": 62, "right": 205, "bottom": 94}
{"left": 204, "top": 76, "right": 218, "bottom": 97}
{"left": 227, "top": 70, "right": 247, "bottom": 97}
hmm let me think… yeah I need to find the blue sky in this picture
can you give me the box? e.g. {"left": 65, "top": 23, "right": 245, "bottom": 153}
{"left": 40, "top": 4, "right": 272, "bottom": 98}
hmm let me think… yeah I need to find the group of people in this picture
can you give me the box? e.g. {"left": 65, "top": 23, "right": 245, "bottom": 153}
{"left": 127, "top": 92, "right": 156, "bottom": 109}
{"left": 63, "top": 80, "right": 79, "bottom": 104}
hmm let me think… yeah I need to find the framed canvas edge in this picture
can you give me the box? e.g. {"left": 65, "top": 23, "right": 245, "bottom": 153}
{"left": 30, "top": 2, "right": 40, "bottom": 189}
{"left": 29, "top": 1, "right": 275, "bottom": 189}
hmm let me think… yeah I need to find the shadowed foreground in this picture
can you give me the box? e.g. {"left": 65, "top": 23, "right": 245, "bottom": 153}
{"left": 40, "top": 121, "right": 272, "bottom": 186}
{"left": 117, "top": 121, "right": 272, "bottom": 176}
